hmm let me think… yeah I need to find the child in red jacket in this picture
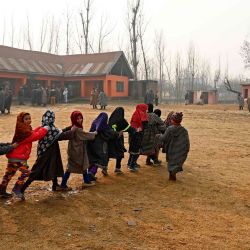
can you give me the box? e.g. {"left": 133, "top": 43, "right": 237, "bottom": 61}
{"left": 0, "top": 112, "right": 47, "bottom": 199}
{"left": 127, "top": 104, "right": 148, "bottom": 171}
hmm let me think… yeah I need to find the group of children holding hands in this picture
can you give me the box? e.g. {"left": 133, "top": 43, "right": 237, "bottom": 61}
{"left": 0, "top": 104, "right": 190, "bottom": 200}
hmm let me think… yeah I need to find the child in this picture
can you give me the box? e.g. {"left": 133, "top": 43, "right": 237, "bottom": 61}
{"left": 141, "top": 104, "right": 165, "bottom": 166}
{"left": 0, "top": 112, "right": 48, "bottom": 199}
{"left": 20, "top": 110, "right": 75, "bottom": 197}
{"left": 127, "top": 104, "right": 148, "bottom": 172}
{"left": 87, "top": 112, "right": 118, "bottom": 180}
{"left": 108, "top": 107, "right": 135, "bottom": 174}
{"left": 156, "top": 112, "right": 190, "bottom": 181}
{"left": 60, "top": 111, "right": 97, "bottom": 190}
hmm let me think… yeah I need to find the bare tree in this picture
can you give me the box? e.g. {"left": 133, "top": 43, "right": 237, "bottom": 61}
{"left": 155, "top": 31, "right": 165, "bottom": 102}
{"left": 75, "top": 18, "right": 84, "bottom": 53}
{"left": 128, "top": 0, "right": 141, "bottom": 81}
{"left": 65, "top": 8, "right": 72, "bottom": 55}
{"left": 214, "top": 57, "right": 221, "bottom": 89}
{"left": 2, "top": 18, "right": 6, "bottom": 45}
{"left": 187, "top": 42, "right": 198, "bottom": 90}
{"left": 25, "top": 15, "right": 33, "bottom": 50}
{"left": 54, "top": 22, "right": 60, "bottom": 54}
{"left": 47, "top": 16, "right": 56, "bottom": 53}
{"left": 39, "top": 16, "right": 48, "bottom": 51}
{"left": 175, "top": 53, "right": 183, "bottom": 103}
{"left": 80, "top": 0, "right": 92, "bottom": 54}
{"left": 138, "top": 12, "right": 149, "bottom": 80}
{"left": 10, "top": 15, "right": 15, "bottom": 47}
{"left": 224, "top": 77, "right": 241, "bottom": 95}
{"left": 97, "top": 15, "right": 114, "bottom": 53}
{"left": 240, "top": 40, "right": 250, "bottom": 65}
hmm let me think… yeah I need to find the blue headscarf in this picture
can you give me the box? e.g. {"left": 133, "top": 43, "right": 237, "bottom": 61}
{"left": 90, "top": 112, "right": 109, "bottom": 132}
{"left": 37, "top": 110, "right": 61, "bottom": 157}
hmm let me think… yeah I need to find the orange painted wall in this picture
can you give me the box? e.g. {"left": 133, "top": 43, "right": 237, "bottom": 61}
{"left": 105, "top": 75, "right": 129, "bottom": 97}
{"left": 242, "top": 85, "right": 250, "bottom": 98}
{"left": 0, "top": 71, "right": 129, "bottom": 98}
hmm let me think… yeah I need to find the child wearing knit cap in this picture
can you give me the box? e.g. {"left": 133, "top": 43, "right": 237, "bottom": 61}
{"left": 156, "top": 112, "right": 190, "bottom": 181}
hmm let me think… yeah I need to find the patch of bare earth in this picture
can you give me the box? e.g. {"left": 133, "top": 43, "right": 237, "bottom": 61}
{"left": 0, "top": 104, "right": 249, "bottom": 250}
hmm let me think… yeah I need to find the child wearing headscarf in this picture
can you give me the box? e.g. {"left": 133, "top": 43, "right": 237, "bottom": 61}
{"left": 156, "top": 112, "right": 190, "bottom": 181}
{"left": 20, "top": 110, "right": 75, "bottom": 198}
{"left": 127, "top": 104, "right": 148, "bottom": 172}
{"left": 108, "top": 107, "right": 135, "bottom": 174}
{"left": 60, "top": 111, "right": 97, "bottom": 190}
{"left": 141, "top": 104, "right": 165, "bottom": 166}
{"left": 0, "top": 112, "right": 47, "bottom": 199}
{"left": 87, "top": 112, "right": 118, "bottom": 180}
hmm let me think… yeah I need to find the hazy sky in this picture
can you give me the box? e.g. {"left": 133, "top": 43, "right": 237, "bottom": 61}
{"left": 1, "top": 0, "right": 250, "bottom": 78}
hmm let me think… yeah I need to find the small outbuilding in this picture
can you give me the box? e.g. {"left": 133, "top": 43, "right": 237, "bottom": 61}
{"left": 186, "top": 89, "right": 218, "bottom": 104}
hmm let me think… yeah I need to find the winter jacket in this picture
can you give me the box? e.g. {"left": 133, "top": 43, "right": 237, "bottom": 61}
{"left": 0, "top": 143, "right": 13, "bottom": 155}
{"left": 7, "top": 127, "right": 47, "bottom": 161}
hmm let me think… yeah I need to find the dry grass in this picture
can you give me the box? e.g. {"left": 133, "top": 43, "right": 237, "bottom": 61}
{"left": 0, "top": 103, "right": 249, "bottom": 250}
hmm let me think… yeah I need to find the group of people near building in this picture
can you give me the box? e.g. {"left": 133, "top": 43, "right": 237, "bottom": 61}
{"left": 90, "top": 88, "right": 108, "bottom": 109}
{"left": 29, "top": 85, "right": 69, "bottom": 106}
{"left": 0, "top": 104, "right": 190, "bottom": 201}
{"left": 238, "top": 93, "right": 250, "bottom": 112}
{"left": 0, "top": 84, "right": 13, "bottom": 114}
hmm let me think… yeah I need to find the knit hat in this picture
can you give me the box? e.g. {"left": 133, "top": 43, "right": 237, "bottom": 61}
{"left": 171, "top": 112, "right": 183, "bottom": 124}
{"left": 153, "top": 109, "right": 161, "bottom": 117}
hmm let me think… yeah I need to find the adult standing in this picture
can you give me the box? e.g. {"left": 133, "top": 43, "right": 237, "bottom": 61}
{"left": 4, "top": 89, "right": 12, "bottom": 114}
{"left": 0, "top": 87, "right": 5, "bottom": 114}
{"left": 90, "top": 88, "right": 98, "bottom": 109}
{"left": 41, "top": 86, "right": 47, "bottom": 107}
{"left": 63, "top": 87, "right": 68, "bottom": 104}
{"left": 154, "top": 92, "right": 159, "bottom": 106}
{"left": 145, "top": 89, "right": 154, "bottom": 105}
{"left": 50, "top": 87, "right": 56, "bottom": 105}
{"left": 247, "top": 97, "right": 250, "bottom": 112}
{"left": 98, "top": 90, "right": 107, "bottom": 110}
{"left": 238, "top": 94, "right": 244, "bottom": 110}
{"left": 18, "top": 86, "right": 25, "bottom": 105}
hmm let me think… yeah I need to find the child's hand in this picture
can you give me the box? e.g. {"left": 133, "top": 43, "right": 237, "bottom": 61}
{"left": 12, "top": 142, "right": 19, "bottom": 148}
{"left": 94, "top": 131, "right": 98, "bottom": 135}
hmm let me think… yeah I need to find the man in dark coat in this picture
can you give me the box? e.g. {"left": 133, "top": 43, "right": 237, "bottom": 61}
{"left": 0, "top": 87, "right": 5, "bottom": 114}
{"left": 18, "top": 86, "right": 25, "bottom": 105}
{"left": 4, "top": 89, "right": 12, "bottom": 114}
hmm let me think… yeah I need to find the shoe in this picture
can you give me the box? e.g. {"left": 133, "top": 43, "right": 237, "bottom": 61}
{"left": 101, "top": 168, "right": 108, "bottom": 176}
{"left": 128, "top": 166, "right": 138, "bottom": 172}
{"left": 13, "top": 191, "right": 25, "bottom": 201}
{"left": 114, "top": 168, "right": 124, "bottom": 174}
{"left": 169, "top": 172, "right": 176, "bottom": 181}
{"left": 146, "top": 161, "right": 153, "bottom": 166}
{"left": 52, "top": 185, "right": 64, "bottom": 192}
{"left": 153, "top": 159, "right": 162, "bottom": 166}
{"left": 0, "top": 191, "right": 13, "bottom": 199}
{"left": 135, "top": 163, "right": 141, "bottom": 168}
{"left": 88, "top": 173, "right": 97, "bottom": 182}
{"left": 61, "top": 186, "right": 72, "bottom": 192}
{"left": 82, "top": 182, "right": 96, "bottom": 188}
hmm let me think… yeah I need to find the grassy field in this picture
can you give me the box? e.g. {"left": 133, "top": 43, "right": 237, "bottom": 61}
{"left": 0, "top": 103, "right": 249, "bottom": 250}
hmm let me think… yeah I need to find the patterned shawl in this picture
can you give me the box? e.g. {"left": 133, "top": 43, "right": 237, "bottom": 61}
{"left": 37, "top": 110, "right": 61, "bottom": 157}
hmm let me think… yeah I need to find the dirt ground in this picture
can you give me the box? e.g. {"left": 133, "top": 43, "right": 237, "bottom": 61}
{"left": 0, "top": 103, "right": 249, "bottom": 250}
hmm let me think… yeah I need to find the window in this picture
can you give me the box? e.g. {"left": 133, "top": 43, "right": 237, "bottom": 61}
{"left": 116, "top": 81, "right": 124, "bottom": 92}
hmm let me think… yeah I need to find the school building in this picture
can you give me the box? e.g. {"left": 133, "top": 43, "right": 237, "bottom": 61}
{"left": 0, "top": 45, "right": 133, "bottom": 99}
